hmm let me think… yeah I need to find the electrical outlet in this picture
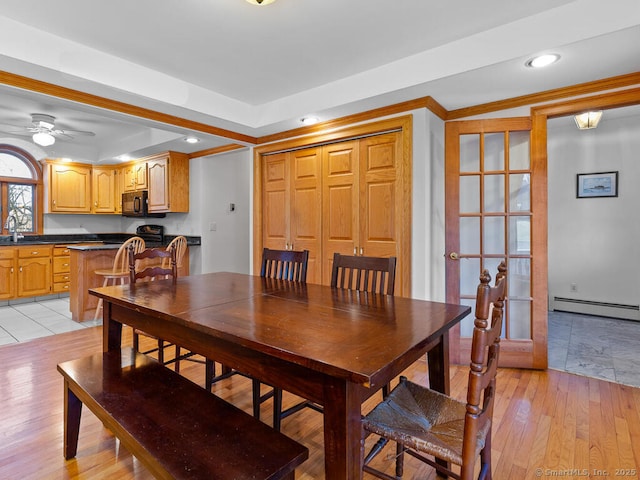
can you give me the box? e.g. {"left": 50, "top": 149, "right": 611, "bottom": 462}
{"left": 209, "top": 222, "right": 217, "bottom": 231}
{"left": 570, "top": 283, "right": 577, "bottom": 292}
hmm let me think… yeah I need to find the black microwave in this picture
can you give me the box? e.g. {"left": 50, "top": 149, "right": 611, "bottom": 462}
{"left": 122, "top": 191, "right": 165, "bottom": 218}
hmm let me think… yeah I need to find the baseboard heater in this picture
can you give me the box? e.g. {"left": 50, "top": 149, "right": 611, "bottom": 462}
{"left": 552, "top": 296, "right": 640, "bottom": 321}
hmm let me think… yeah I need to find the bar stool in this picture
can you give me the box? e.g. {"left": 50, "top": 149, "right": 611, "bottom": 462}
{"left": 93, "top": 236, "right": 145, "bottom": 320}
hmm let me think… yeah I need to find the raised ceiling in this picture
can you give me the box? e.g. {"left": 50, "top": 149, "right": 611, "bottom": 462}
{"left": 0, "top": 0, "right": 639, "bottom": 163}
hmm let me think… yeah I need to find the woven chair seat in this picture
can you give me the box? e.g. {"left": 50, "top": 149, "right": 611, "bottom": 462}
{"left": 364, "top": 379, "right": 491, "bottom": 466}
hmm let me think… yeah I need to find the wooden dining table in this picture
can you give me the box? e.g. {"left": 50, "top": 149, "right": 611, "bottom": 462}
{"left": 90, "top": 272, "right": 471, "bottom": 479}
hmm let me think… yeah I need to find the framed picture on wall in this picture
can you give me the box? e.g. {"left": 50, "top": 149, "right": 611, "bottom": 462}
{"left": 576, "top": 171, "right": 618, "bottom": 198}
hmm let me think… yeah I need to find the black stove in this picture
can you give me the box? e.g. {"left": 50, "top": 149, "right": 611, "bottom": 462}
{"left": 135, "top": 224, "right": 164, "bottom": 245}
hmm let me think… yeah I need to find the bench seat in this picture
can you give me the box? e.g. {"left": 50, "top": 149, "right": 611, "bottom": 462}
{"left": 58, "top": 347, "right": 308, "bottom": 480}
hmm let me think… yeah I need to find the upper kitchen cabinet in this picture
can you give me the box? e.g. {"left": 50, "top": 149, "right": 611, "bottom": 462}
{"left": 46, "top": 161, "right": 92, "bottom": 213}
{"left": 146, "top": 152, "right": 190, "bottom": 213}
{"left": 91, "top": 166, "right": 117, "bottom": 213}
{"left": 123, "top": 160, "right": 148, "bottom": 192}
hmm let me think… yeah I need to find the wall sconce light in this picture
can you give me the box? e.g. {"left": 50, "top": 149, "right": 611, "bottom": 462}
{"left": 574, "top": 111, "right": 603, "bottom": 130}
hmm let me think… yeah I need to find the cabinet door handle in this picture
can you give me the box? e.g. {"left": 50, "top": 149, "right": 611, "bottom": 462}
{"left": 31, "top": 251, "right": 39, "bottom": 255}
{"left": 360, "top": 247, "right": 364, "bottom": 255}
{"left": 10, "top": 267, "right": 14, "bottom": 273}
{"left": 354, "top": 247, "right": 357, "bottom": 255}
{"left": 19, "top": 267, "right": 22, "bottom": 273}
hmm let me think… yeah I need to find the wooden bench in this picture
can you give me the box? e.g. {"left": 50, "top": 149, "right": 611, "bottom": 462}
{"left": 58, "top": 347, "right": 308, "bottom": 480}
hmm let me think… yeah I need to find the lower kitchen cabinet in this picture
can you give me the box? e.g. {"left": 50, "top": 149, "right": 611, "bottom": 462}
{"left": 52, "top": 246, "right": 71, "bottom": 293}
{"left": 0, "top": 248, "right": 16, "bottom": 300}
{"left": 17, "top": 246, "right": 52, "bottom": 298}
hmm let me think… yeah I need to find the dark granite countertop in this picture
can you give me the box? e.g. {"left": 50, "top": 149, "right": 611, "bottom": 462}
{"left": 0, "top": 233, "right": 201, "bottom": 247}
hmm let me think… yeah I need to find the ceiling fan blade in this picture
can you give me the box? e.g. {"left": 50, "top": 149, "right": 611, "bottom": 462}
{"left": 54, "top": 128, "right": 96, "bottom": 137}
{"left": 0, "top": 123, "right": 28, "bottom": 134}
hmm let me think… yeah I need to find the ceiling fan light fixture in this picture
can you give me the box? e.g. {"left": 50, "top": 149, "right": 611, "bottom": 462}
{"left": 32, "top": 131, "right": 55, "bottom": 146}
{"left": 246, "top": 0, "right": 276, "bottom": 5}
{"left": 574, "top": 111, "right": 603, "bottom": 130}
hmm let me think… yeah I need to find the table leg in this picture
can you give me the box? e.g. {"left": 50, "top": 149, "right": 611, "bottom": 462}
{"left": 102, "top": 301, "right": 122, "bottom": 352}
{"left": 427, "top": 332, "right": 450, "bottom": 394}
{"left": 63, "top": 380, "right": 82, "bottom": 459}
{"left": 322, "top": 380, "right": 363, "bottom": 480}
{"left": 427, "top": 332, "right": 451, "bottom": 475}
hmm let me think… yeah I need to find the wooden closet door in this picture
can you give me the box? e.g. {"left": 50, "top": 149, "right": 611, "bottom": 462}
{"left": 262, "top": 152, "right": 290, "bottom": 250}
{"left": 290, "top": 148, "right": 322, "bottom": 284}
{"left": 322, "top": 141, "right": 359, "bottom": 285}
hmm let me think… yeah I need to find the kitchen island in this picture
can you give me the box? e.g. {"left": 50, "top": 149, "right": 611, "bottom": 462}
{"left": 69, "top": 241, "right": 193, "bottom": 321}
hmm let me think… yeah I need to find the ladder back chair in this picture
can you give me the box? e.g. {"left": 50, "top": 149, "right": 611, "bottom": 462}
{"left": 129, "top": 245, "right": 181, "bottom": 369}
{"left": 206, "top": 248, "right": 310, "bottom": 429}
{"left": 362, "top": 261, "right": 507, "bottom": 480}
{"left": 272, "top": 252, "right": 398, "bottom": 432}
{"left": 330, "top": 252, "right": 397, "bottom": 295}
{"left": 93, "top": 236, "right": 145, "bottom": 320}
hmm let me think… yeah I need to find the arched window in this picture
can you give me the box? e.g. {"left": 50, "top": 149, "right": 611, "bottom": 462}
{"left": 0, "top": 145, "right": 43, "bottom": 236}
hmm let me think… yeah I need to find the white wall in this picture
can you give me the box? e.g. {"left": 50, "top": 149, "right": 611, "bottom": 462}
{"left": 548, "top": 113, "right": 640, "bottom": 311}
{"left": 189, "top": 149, "right": 252, "bottom": 276}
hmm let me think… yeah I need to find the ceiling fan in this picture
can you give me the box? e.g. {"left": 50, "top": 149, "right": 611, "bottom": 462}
{"left": 0, "top": 113, "right": 95, "bottom": 146}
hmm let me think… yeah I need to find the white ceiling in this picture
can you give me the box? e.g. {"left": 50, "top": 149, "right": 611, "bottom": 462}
{"left": 0, "top": 0, "right": 639, "bottom": 163}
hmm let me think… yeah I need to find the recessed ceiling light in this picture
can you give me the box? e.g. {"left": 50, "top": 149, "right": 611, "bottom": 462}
{"left": 116, "top": 154, "right": 132, "bottom": 162}
{"left": 300, "top": 116, "right": 319, "bottom": 126}
{"left": 184, "top": 136, "right": 200, "bottom": 144}
{"left": 525, "top": 54, "right": 560, "bottom": 68}
{"left": 246, "top": 0, "right": 276, "bottom": 5}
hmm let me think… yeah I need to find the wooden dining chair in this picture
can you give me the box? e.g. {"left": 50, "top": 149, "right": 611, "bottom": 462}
{"left": 129, "top": 245, "right": 180, "bottom": 369}
{"left": 362, "top": 261, "right": 507, "bottom": 480}
{"left": 330, "top": 252, "right": 397, "bottom": 295}
{"left": 93, "top": 236, "right": 145, "bottom": 320}
{"left": 272, "top": 252, "right": 397, "bottom": 431}
{"left": 206, "top": 247, "right": 310, "bottom": 427}
{"left": 162, "top": 235, "right": 187, "bottom": 273}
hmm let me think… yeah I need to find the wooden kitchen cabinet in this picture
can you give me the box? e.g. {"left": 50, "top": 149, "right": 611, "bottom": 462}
{"left": 47, "top": 162, "right": 92, "bottom": 213}
{"left": 91, "top": 166, "right": 117, "bottom": 213}
{"left": 52, "top": 246, "right": 71, "bottom": 293}
{"left": 146, "top": 152, "right": 190, "bottom": 213}
{"left": 17, "top": 246, "right": 52, "bottom": 297}
{"left": 123, "top": 161, "right": 147, "bottom": 192}
{"left": 0, "top": 248, "right": 17, "bottom": 300}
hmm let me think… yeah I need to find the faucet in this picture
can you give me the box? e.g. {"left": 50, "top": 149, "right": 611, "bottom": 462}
{"left": 4, "top": 215, "right": 23, "bottom": 242}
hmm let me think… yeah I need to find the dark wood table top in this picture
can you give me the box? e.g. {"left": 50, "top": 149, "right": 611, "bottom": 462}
{"left": 91, "top": 272, "right": 471, "bottom": 389}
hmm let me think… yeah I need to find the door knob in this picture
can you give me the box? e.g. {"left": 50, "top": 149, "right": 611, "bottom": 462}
{"left": 449, "top": 252, "right": 460, "bottom": 260}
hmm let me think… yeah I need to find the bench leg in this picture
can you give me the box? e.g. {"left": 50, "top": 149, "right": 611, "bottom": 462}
{"left": 63, "top": 380, "right": 82, "bottom": 460}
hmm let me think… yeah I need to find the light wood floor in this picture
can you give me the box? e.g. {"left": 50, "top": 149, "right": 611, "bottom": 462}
{"left": 1, "top": 327, "right": 639, "bottom": 480}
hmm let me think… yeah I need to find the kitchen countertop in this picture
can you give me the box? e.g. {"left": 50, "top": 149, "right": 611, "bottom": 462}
{"left": 0, "top": 233, "right": 201, "bottom": 247}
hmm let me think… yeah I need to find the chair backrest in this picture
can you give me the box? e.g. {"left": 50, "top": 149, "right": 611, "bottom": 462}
{"left": 260, "top": 248, "right": 309, "bottom": 282}
{"left": 163, "top": 236, "right": 187, "bottom": 268}
{"left": 461, "top": 261, "right": 507, "bottom": 476}
{"left": 330, "top": 253, "right": 397, "bottom": 295}
{"left": 112, "top": 236, "right": 145, "bottom": 274}
{"left": 129, "top": 245, "right": 177, "bottom": 284}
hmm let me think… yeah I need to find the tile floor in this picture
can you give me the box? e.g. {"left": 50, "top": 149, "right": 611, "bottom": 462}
{"left": 0, "top": 296, "right": 101, "bottom": 346}
{"left": 548, "top": 309, "right": 640, "bottom": 388}
{"left": 1, "top": 298, "right": 639, "bottom": 388}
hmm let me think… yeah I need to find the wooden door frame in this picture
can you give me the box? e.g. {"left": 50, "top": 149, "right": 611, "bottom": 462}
{"left": 252, "top": 115, "right": 413, "bottom": 293}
